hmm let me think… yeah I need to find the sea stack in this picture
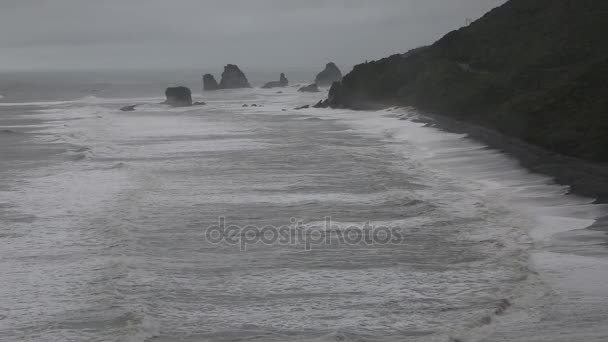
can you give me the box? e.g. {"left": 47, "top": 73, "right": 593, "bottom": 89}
{"left": 298, "top": 84, "right": 320, "bottom": 93}
{"left": 164, "top": 86, "right": 192, "bottom": 107}
{"left": 219, "top": 64, "right": 251, "bottom": 89}
{"left": 262, "top": 73, "right": 289, "bottom": 89}
{"left": 203, "top": 74, "right": 219, "bottom": 91}
{"left": 315, "top": 62, "right": 342, "bottom": 87}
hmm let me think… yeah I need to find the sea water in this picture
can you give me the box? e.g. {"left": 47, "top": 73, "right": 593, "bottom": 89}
{"left": 1, "top": 71, "right": 607, "bottom": 342}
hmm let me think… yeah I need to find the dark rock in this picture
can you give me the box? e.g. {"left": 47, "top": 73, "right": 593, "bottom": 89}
{"left": 120, "top": 105, "right": 137, "bottom": 112}
{"left": 262, "top": 73, "right": 289, "bottom": 88}
{"left": 219, "top": 64, "right": 251, "bottom": 89}
{"left": 164, "top": 87, "right": 192, "bottom": 107}
{"left": 193, "top": 101, "right": 206, "bottom": 106}
{"left": 315, "top": 62, "right": 342, "bottom": 87}
{"left": 298, "top": 84, "right": 320, "bottom": 93}
{"left": 251, "top": 104, "right": 258, "bottom": 107}
{"left": 327, "top": 80, "right": 398, "bottom": 110}
{"left": 242, "top": 104, "right": 249, "bottom": 107}
{"left": 295, "top": 105, "right": 310, "bottom": 110}
{"left": 494, "top": 299, "right": 511, "bottom": 315}
{"left": 203, "top": 74, "right": 219, "bottom": 91}
{"left": 327, "top": 82, "right": 346, "bottom": 105}
{"left": 313, "top": 100, "right": 328, "bottom": 108}
{"left": 276, "top": 91, "right": 283, "bottom": 94}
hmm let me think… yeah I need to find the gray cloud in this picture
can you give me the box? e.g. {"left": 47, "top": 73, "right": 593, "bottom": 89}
{"left": 0, "top": 0, "right": 506, "bottom": 70}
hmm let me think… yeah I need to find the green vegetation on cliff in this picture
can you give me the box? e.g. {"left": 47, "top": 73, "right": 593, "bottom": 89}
{"left": 328, "top": 0, "right": 608, "bottom": 162}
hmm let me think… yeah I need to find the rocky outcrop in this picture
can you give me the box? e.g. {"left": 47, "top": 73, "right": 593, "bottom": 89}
{"left": 203, "top": 74, "right": 219, "bottom": 91}
{"left": 262, "top": 73, "right": 289, "bottom": 88}
{"left": 219, "top": 64, "right": 251, "bottom": 89}
{"left": 326, "top": 0, "right": 608, "bottom": 163}
{"left": 298, "top": 84, "right": 320, "bottom": 93}
{"left": 315, "top": 62, "right": 342, "bottom": 87}
{"left": 120, "top": 105, "right": 137, "bottom": 112}
{"left": 313, "top": 100, "right": 328, "bottom": 108}
{"left": 164, "top": 86, "right": 192, "bottom": 107}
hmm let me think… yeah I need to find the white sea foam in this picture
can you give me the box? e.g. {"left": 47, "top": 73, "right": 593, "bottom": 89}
{"left": 0, "top": 95, "right": 165, "bottom": 107}
{"left": 2, "top": 88, "right": 607, "bottom": 342}
{"left": 307, "top": 106, "right": 608, "bottom": 341}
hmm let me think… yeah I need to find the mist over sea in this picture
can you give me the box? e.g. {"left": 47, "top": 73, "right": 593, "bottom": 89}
{"left": 1, "top": 70, "right": 607, "bottom": 342}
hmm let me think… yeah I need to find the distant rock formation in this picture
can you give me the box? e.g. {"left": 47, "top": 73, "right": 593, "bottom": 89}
{"left": 164, "top": 86, "right": 192, "bottom": 107}
{"left": 203, "top": 74, "right": 219, "bottom": 91}
{"left": 120, "top": 105, "right": 137, "bottom": 112}
{"left": 315, "top": 62, "right": 342, "bottom": 87}
{"left": 193, "top": 101, "right": 206, "bottom": 106}
{"left": 262, "top": 73, "right": 289, "bottom": 88}
{"left": 219, "top": 64, "right": 251, "bottom": 89}
{"left": 298, "top": 84, "right": 320, "bottom": 93}
{"left": 295, "top": 105, "right": 310, "bottom": 110}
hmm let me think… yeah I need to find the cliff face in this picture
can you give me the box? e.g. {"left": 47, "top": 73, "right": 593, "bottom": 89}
{"left": 328, "top": 0, "right": 608, "bottom": 162}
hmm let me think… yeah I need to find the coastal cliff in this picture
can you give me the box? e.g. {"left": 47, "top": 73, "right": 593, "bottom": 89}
{"left": 326, "top": 0, "right": 608, "bottom": 163}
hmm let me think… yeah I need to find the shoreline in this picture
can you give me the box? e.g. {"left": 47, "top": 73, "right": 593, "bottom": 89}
{"left": 379, "top": 106, "right": 608, "bottom": 205}
{"left": 391, "top": 105, "right": 608, "bottom": 238}
{"left": 356, "top": 103, "right": 608, "bottom": 240}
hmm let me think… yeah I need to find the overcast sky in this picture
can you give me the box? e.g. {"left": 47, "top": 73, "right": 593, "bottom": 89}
{"left": 0, "top": 0, "right": 506, "bottom": 71}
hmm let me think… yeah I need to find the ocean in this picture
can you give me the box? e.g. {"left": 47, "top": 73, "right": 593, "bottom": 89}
{"left": 1, "top": 70, "right": 607, "bottom": 342}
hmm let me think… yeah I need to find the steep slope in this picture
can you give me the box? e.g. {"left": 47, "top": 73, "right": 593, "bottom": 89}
{"left": 327, "top": 0, "right": 608, "bottom": 162}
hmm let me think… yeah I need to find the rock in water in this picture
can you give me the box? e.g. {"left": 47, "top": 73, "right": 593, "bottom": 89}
{"left": 219, "top": 64, "right": 251, "bottom": 89}
{"left": 120, "top": 105, "right": 137, "bottom": 112}
{"left": 262, "top": 73, "right": 289, "bottom": 89}
{"left": 203, "top": 74, "right": 219, "bottom": 91}
{"left": 313, "top": 100, "right": 328, "bottom": 108}
{"left": 164, "top": 86, "right": 192, "bottom": 107}
{"left": 315, "top": 62, "right": 342, "bottom": 87}
{"left": 279, "top": 73, "right": 288, "bottom": 86}
{"left": 298, "top": 84, "right": 320, "bottom": 93}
